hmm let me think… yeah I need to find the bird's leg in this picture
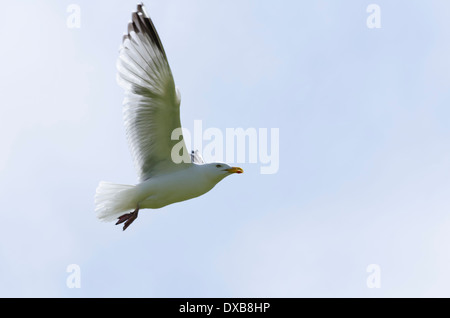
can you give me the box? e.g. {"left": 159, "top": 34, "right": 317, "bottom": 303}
{"left": 116, "top": 205, "right": 139, "bottom": 231}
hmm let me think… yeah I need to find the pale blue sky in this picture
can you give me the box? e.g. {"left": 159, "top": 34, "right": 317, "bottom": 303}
{"left": 1, "top": 0, "right": 450, "bottom": 297}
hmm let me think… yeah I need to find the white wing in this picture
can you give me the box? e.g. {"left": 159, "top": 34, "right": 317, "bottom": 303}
{"left": 117, "top": 4, "right": 190, "bottom": 181}
{"left": 190, "top": 150, "right": 205, "bottom": 164}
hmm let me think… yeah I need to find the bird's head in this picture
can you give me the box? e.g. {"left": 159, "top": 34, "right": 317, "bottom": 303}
{"left": 203, "top": 162, "right": 244, "bottom": 182}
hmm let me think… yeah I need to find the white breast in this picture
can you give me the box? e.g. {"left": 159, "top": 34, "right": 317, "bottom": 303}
{"left": 137, "top": 165, "right": 217, "bottom": 209}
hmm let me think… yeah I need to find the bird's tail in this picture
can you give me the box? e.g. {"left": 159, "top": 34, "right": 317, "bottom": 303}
{"left": 95, "top": 181, "right": 136, "bottom": 222}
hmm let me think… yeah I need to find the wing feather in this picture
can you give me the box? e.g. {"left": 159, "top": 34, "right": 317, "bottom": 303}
{"left": 117, "top": 4, "right": 190, "bottom": 181}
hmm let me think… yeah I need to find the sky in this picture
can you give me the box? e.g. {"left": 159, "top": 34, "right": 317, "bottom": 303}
{"left": 1, "top": 0, "right": 450, "bottom": 297}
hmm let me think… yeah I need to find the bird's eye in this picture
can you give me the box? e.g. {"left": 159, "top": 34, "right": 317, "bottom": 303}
{"left": 216, "top": 164, "right": 222, "bottom": 168}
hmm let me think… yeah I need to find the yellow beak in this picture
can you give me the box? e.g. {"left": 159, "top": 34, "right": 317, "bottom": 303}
{"left": 226, "top": 167, "right": 244, "bottom": 174}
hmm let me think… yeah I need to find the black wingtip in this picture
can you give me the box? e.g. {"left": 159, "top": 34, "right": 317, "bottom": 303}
{"left": 137, "top": 3, "right": 148, "bottom": 18}
{"left": 123, "top": 2, "right": 167, "bottom": 59}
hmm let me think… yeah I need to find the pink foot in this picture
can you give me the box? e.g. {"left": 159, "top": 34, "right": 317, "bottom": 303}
{"left": 116, "top": 207, "right": 139, "bottom": 231}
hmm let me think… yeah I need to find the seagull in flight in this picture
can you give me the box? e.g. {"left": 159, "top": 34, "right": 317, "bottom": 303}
{"left": 95, "top": 3, "right": 243, "bottom": 230}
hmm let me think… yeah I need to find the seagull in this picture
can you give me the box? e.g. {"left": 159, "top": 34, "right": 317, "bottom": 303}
{"left": 95, "top": 3, "right": 243, "bottom": 231}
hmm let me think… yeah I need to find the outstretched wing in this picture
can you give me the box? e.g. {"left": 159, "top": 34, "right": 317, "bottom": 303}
{"left": 117, "top": 4, "right": 190, "bottom": 181}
